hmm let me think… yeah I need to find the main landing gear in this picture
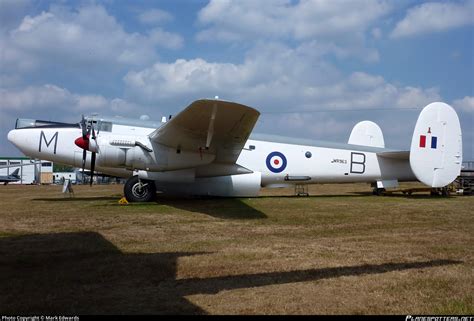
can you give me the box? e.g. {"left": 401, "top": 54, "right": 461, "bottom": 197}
{"left": 430, "top": 187, "right": 450, "bottom": 197}
{"left": 124, "top": 176, "right": 156, "bottom": 202}
{"left": 372, "top": 187, "right": 386, "bottom": 196}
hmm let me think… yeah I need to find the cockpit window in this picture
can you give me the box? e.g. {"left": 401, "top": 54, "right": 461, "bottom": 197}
{"left": 15, "top": 118, "right": 79, "bottom": 129}
{"left": 15, "top": 119, "right": 36, "bottom": 129}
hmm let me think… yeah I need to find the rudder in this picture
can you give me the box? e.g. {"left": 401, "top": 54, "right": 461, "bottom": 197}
{"left": 409, "top": 102, "right": 462, "bottom": 187}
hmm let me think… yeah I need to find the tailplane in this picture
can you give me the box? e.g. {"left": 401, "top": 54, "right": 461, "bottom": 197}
{"left": 409, "top": 102, "right": 462, "bottom": 187}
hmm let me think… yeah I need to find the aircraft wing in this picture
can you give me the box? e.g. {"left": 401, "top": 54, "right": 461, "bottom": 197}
{"left": 149, "top": 99, "right": 260, "bottom": 163}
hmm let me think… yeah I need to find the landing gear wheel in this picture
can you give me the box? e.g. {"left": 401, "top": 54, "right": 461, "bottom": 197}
{"left": 124, "top": 176, "right": 156, "bottom": 202}
{"left": 441, "top": 187, "right": 450, "bottom": 197}
{"left": 372, "top": 188, "right": 386, "bottom": 196}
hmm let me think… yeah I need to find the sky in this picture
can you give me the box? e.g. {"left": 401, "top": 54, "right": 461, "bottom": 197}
{"left": 1, "top": 0, "right": 473, "bottom": 160}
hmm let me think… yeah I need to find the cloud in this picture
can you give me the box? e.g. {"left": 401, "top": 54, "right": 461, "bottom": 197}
{"left": 196, "top": 0, "right": 390, "bottom": 62}
{"left": 197, "top": 0, "right": 391, "bottom": 41}
{"left": 123, "top": 42, "right": 341, "bottom": 105}
{"left": 148, "top": 28, "right": 184, "bottom": 50}
{"left": 123, "top": 42, "right": 440, "bottom": 116}
{"left": 371, "top": 27, "right": 382, "bottom": 39}
{"left": 452, "top": 96, "right": 474, "bottom": 113}
{"left": 391, "top": 1, "right": 474, "bottom": 38}
{"left": 138, "top": 8, "right": 173, "bottom": 25}
{"left": 0, "top": 84, "right": 140, "bottom": 115}
{"left": 0, "top": 85, "right": 75, "bottom": 112}
{"left": 2, "top": 4, "right": 183, "bottom": 76}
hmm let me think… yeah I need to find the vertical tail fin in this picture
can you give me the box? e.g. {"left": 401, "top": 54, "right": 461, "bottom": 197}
{"left": 11, "top": 168, "right": 20, "bottom": 178}
{"left": 348, "top": 121, "right": 385, "bottom": 148}
{"left": 409, "top": 102, "right": 462, "bottom": 187}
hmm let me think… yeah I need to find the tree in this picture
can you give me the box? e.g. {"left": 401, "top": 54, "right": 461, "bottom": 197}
{"left": 53, "top": 163, "right": 75, "bottom": 172}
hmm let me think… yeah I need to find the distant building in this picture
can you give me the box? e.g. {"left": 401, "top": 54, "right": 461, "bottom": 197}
{"left": 0, "top": 157, "right": 53, "bottom": 184}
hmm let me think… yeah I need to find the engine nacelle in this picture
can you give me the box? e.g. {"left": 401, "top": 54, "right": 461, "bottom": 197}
{"left": 97, "top": 144, "right": 150, "bottom": 169}
{"left": 97, "top": 145, "right": 126, "bottom": 167}
{"left": 125, "top": 146, "right": 150, "bottom": 170}
{"left": 96, "top": 135, "right": 152, "bottom": 169}
{"left": 96, "top": 135, "right": 216, "bottom": 171}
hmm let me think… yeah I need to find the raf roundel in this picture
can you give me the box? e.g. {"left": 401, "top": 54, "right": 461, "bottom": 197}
{"left": 266, "top": 151, "right": 287, "bottom": 173}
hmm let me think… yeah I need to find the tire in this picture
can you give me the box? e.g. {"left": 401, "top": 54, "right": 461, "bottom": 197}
{"left": 441, "top": 188, "right": 450, "bottom": 197}
{"left": 373, "top": 188, "right": 386, "bottom": 196}
{"left": 124, "top": 176, "right": 156, "bottom": 202}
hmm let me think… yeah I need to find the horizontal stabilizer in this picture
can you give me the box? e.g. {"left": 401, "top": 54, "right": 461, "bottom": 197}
{"left": 377, "top": 151, "right": 409, "bottom": 160}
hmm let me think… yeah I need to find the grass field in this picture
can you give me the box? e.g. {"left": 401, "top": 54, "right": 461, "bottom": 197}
{"left": 0, "top": 183, "right": 472, "bottom": 315}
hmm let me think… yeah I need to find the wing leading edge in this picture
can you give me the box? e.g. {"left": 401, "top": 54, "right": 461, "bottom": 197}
{"left": 149, "top": 99, "right": 260, "bottom": 164}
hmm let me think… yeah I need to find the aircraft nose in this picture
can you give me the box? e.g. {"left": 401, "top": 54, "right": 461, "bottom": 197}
{"left": 7, "top": 129, "right": 17, "bottom": 145}
{"left": 7, "top": 129, "right": 29, "bottom": 153}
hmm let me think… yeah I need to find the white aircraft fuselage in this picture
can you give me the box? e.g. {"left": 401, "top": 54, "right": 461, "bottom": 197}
{"left": 7, "top": 100, "right": 462, "bottom": 200}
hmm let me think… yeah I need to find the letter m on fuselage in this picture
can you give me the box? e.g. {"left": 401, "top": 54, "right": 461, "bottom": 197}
{"left": 39, "top": 131, "right": 58, "bottom": 154}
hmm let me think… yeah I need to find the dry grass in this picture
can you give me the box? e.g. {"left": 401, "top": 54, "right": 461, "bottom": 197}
{"left": 0, "top": 182, "right": 472, "bottom": 314}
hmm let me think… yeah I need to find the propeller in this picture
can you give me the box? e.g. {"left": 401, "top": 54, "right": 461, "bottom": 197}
{"left": 75, "top": 116, "right": 99, "bottom": 185}
{"left": 89, "top": 125, "right": 97, "bottom": 186}
{"left": 80, "top": 115, "right": 88, "bottom": 184}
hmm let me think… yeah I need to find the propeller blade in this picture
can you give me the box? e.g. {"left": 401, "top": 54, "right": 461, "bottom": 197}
{"left": 90, "top": 152, "right": 96, "bottom": 186}
{"left": 81, "top": 115, "right": 87, "bottom": 139}
{"left": 82, "top": 149, "right": 87, "bottom": 185}
{"left": 91, "top": 124, "right": 96, "bottom": 140}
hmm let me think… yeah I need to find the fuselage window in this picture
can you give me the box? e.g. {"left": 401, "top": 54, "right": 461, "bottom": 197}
{"left": 305, "top": 151, "right": 312, "bottom": 158}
